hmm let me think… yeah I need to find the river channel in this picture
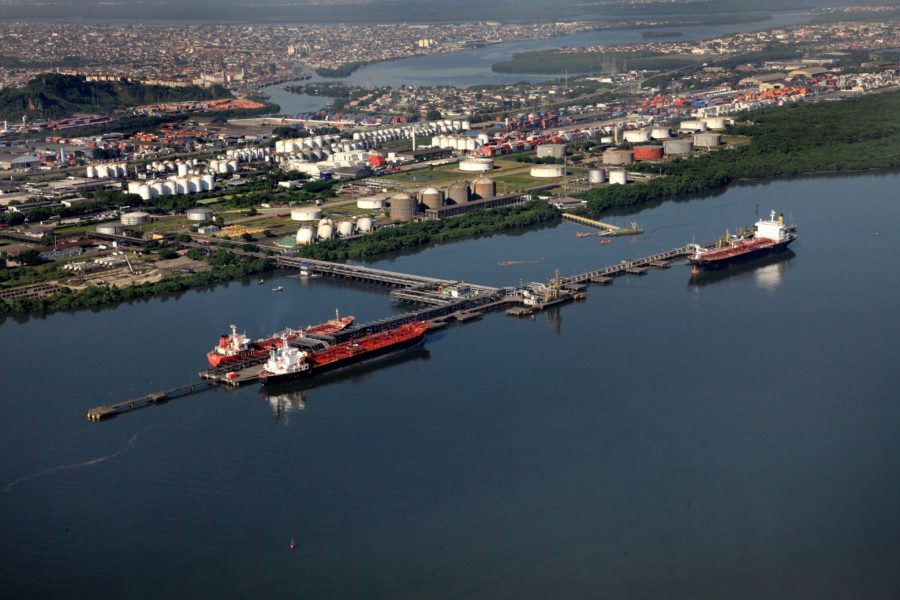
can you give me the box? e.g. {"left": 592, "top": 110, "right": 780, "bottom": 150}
{"left": 264, "top": 10, "right": 817, "bottom": 114}
{"left": 2, "top": 172, "right": 899, "bottom": 598}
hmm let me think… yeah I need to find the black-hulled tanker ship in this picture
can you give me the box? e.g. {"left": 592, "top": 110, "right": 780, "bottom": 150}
{"left": 257, "top": 321, "right": 430, "bottom": 385}
{"left": 688, "top": 210, "right": 797, "bottom": 271}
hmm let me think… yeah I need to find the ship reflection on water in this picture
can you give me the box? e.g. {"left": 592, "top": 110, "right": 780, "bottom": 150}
{"left": 259, "top": 346, "right": 431, "bottom": 420}
{"left": 689, "top": 249, "right": 796, "bottom": 290}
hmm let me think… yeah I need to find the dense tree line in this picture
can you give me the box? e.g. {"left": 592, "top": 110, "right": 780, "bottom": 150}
{"left": 577, "top": 91, "right": 900, "bottom": 216}
{"left": 298, "top": 201, "right": 559, "bottom": 261}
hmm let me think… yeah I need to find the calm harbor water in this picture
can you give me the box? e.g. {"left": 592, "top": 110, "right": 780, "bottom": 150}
{"left": 264, "top": 10, "right": 815, "bottom": 113}
{"left": 2, "top": 172, "right": 900, "bottom": 598}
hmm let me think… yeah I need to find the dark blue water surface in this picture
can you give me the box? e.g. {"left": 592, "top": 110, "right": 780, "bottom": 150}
{"left": 2, "top": 172, "right": 900, "bottom": 599}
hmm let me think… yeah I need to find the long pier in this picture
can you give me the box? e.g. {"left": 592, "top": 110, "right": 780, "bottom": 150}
{"left": 87, "top": 240, "right": 712, "bottom": 420}
{"left": 86, "top": 381, "right": 214, "bottom": 421}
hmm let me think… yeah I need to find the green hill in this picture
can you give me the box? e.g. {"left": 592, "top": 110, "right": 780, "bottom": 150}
{"left": 0, "top": 74, "right": 232, "bottom": 121}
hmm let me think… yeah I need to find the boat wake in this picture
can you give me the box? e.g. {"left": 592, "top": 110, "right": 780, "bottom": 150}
{"left": 3, "top": 433, "right": 140, "bottom": 493}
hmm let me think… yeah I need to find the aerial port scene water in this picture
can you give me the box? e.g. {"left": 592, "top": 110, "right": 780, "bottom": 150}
{"left": 1, "top": 0, "right": 899, "bottom": 597}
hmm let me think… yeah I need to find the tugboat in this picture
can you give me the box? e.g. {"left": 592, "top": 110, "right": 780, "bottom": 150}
{"left": 688, "top": 210, "right": 797, "bottom": 271}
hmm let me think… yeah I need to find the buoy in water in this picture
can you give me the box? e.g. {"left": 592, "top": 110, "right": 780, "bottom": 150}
{"left": 289, "top": 538, "right": 297, "bottom": 551}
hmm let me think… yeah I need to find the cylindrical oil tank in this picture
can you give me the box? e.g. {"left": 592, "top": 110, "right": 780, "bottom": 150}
{"left": 337, "top": 221, "right": 355, "bottom": 237}
{"left": 150, "top": 181, "right": 165, "bottom": 198}
{"left": 217, "top": 161, "right": 229, "bottom": 174}
{"left": 226, "top": 160, "right": 238, "bottom": 173}
{"left": 536, "top": 143, "right": 566, "bottom": 159}
{"left": 420, "top": 187, "right": 444, "bottom": 210}
{"left": 705, "top": 117, "right": 727, "bottom": 130}
{"left": 201, "top": 174, "right": 215, "bottom": 191}
{"left": 187, "top": 207, "right": 214, "bottom": 222}
{"left": 174, "top": 178, "right": 189, "bottom": 194}
{"left": 162, "top": 181, "right": 177, "bottom": 196}
{"left": 291, "top": 207, "right": 321, "bottom": 222}
{"left": 472, "top": 176, "right": 496, "bottom": 200}
{"left": 623, "top": 129, "right": 651, "bottom": 143}
{"left": 446, "top": 181, "right": 470, "bottom": 204}
{"left": 96, "top": 223, "right": 124, "bottom": 235}
{"left": 86, "top": 165, "right": 97, "bottom": 178}
{"left": 602, "top": 149, "right": 634, "bottom": 165}
{"left": 664, "top": 139, "right": 693, "bottom": 155}
{"left": 356, "top": 198, "right": 385, "bottom": 210}
{"left": 389, "top": 192, "right": 418, "bottom": 222}
{"left": 357, "top": 216, "right": 374, "bottom": 233}
{"left": 609, "top": 169, "right": 627, "bottom": 185}
{"left": 600, "top": 136, "right": 614, "bottom": 144}
{"left": 459, "top": 158, "right": 493, "bottom": 172}
{"left": 634, "top": 145, "right": 664, "bottom": 161}
{"left": 121, "top": 211, "right": 149, "bottom": 226}
{"left": 650, "top": 127, "right": 671, "bottom": 140}
{"left": 296, "top": 226, "right": 315, "bottom": 245}
{"left": 588, "top": 168, "right": 606, "bottom": 184}
{"left": 318, "top": 217, "right": 334, "bottom": 228}
{"left": 680, "top": 119, "right": 706, "bottom": 132}
{"left": 316, "top": 223, "right": 334, "bottom": 240}
{"left": 530, "top": 164, "right": 566, "bottom": 178}
{"left": 187, "top": 177, "right": 201, "bottom": 193}
{"left": 127, "top": 181, "right": 142, "bottom": 195}
{"left": 138, "top": 184, "right": 152, "bottom": 201}
{"left": 177, "top": 162, "right": 189, "bottom": 177}
{"left": 95, "top": 165, "right": 110, "bottom": 178}
{"left": 693, "top": 133, "right": 721, "bottom": 148}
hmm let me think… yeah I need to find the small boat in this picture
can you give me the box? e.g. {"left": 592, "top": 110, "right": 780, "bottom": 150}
{"left": 600, "top": 240, "right": 612, "bottom": 245}
{"left": 272, "top": 286, "right": 284, "bottom": 292}
{"left": 258, "top": 279, "right": 264, "bottom": 284}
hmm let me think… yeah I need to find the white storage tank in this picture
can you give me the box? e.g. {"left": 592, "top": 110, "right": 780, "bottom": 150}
{"left": 680, "top": 120, "right": 707, "bottom": 132}
{"left": 693, "top": 133, "right": 721, "bottom": 148}
{"left": 177, "top": 162, "right": 189, "bottom": 177}
{"left": 188, "top": 177, "right": 201, "bottom": 193}
{"left": 357, "top": 216, "right": 374, "bottom": 233}
{"left": 337, "top": 221, "right": 355, "bottom": 237}
{"left": 227, "top": 160, "right": 238, "bottom": 173}
{"left": 95, "top": 165, "right": 110, "bottom": 178}
{"left": 150, "top": 181, "right": 165, "bottom": 198}
{"left": 609, "top": 169, "right": 627, "bottom": 185}
{"left": 537, "top": 143, "right": 566, "bottom": 159}
{"left": 650, "top": 127, "right": 671, "bottom": 140}
{"left": 357, "top": 198, "right": 385, "bottom": 210}
{"left": 217, "top": 161, "right": 230, "bottom": 174}
{"left": 624, "top": 129, "right": 651, "bottom": 143}
{"left": 316, "top": 223, "right": 334, "bottom": 240}
{"left": 530, "top": 164, "right": 566, "bottom": 178}
{"left": 162, "top": 181, "right": 177, "bottom": 196}
{"left": 588, "top": 168, "right": 606, "bottom": 184}
{"left": 705, "top": 117, "right": 727, "bottom": 130}
{"left": 664, "top": 139, "right": 694, "bottom": 155}
{"left": 96, "top": 223, "right": 124, "bottom": 236}
{"left": 201, "top": 174, "right": 215, "bottom": 191}
{"left": 187, "top": 207, "right": 215, "bottom": 222}
{"left": 291, "top": 207, "right": 322, "bottom": 222}
{"left": 127, "top": 181, "right": 142, "bottom": 195}
{"left": 138, "top": 184, "right": 152, "bottom": 201}
{"left": 121, "top": 211, "right": 150, "bottom": 226}
{"left": 459, "top": 158, "right": 494, "bottom": 172}
{"left": 295, "top": 227, "right": 315, "bottom": 245}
